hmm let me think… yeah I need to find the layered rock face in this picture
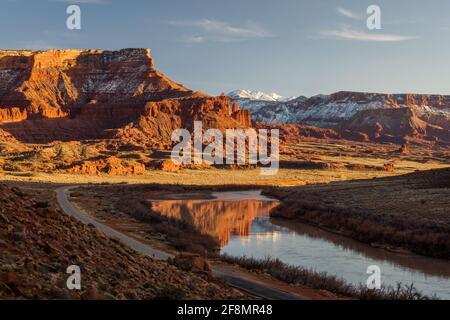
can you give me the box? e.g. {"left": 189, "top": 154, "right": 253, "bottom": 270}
{"left": 114, "top": 96, "right": 252, "bottom": 147}
{"left": 0, "top": 49, "right": 250, "bottom": 144}
{"left": 235, "top": 91, "right": 450, "bottom": 145}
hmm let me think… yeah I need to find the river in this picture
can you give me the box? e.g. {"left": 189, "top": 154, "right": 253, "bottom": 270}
{"left": 150, "top": 190, "right": 450, "bottom": 299}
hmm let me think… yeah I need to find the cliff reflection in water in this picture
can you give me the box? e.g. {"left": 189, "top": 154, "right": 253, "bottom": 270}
{"left": 150, "top": 191, "right": 279, "bottom": 246}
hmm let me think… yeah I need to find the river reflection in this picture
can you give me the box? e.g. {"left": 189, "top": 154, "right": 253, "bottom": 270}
{"left": 150, "top": 190, "right": 450, "bottom": 299}
{"left": 150, "top": 191, "right": 279, "bottom": 246}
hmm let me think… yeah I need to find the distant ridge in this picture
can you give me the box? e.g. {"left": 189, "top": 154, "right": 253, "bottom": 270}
{"left": 227, "top": 89, "right": 297, "bottom": 102}
{"left": 231, "top": 90, "right": 450, "bottom": 145}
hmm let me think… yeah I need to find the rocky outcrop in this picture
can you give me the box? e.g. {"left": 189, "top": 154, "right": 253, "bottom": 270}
{"left": 398, "top": 143, "right": 410, "bottom": 155}
{"left": 0, "top": 127, "right": 17, "bottom": 142}
{"left": 0, "top": 107, "right": 27, "bottom": 122}
{"left": 0, "top": 49, "right": 251, "bottom": 144}
{"left": 256, "top": 122, "right": 341, "bottom": 144}
{"left": 232, "top": 110, "right": 252, "bottom": 128}
{"left": 341, "top": 108, "right": 427, "bottom": 142}
{"left": 112, "top": 95, "right": 252, "bottom": 147}
{"left": 68, "top": 156, "right": 146, "bottom": 176}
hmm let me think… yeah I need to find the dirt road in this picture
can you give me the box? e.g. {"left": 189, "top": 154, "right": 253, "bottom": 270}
{"left": 56, "top": 186, "right": 305, "bottom": 300}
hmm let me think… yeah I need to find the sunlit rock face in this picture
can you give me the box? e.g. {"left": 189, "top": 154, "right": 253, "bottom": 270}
{"left": 150, "top": 198, "right": 278, "bottom": 246}
{"left": 0, "top": 48, "right": 191, "bottom": 117}
{"left": 234, "top": 90, "right": 450, "bottom": 145}
{"left": 0, "top": 49, "right": 251, "bottom": 144}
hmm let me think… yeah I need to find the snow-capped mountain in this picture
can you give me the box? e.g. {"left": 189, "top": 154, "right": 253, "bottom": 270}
{"left": 231, "top": 90, "right": 450, "bottom": 144}
{"left": 227, "top": 89, "right": 302, "bottom": 118}
{"left": 227, "top": 90, "right": 296, "bottom": 102}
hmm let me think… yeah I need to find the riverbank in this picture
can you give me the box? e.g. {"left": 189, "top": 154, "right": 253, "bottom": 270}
{"left": 219, "top": 255, "right": 434, "bottom": 300}
{"left": 264, "top": 168, "right": 450, "bottom": 260}
{"left": 66, "top": 183, "right": 449, "bottom": 299}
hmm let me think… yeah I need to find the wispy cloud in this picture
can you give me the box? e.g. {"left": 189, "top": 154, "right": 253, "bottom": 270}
{"left": 320, "top": 25, "right": 417, "bottom": 42}
{"left": 337, "top": 7, "right": 363, "bottom": 20}
{"left": 166, "top": 18, "right": 272, "bottom": 43}
{"left": 15, "top": 40, "right": 60, "bottom": 50}
{"left": 55, "top": 0, "right": 106, "bottom": 4}
{"left": 184, "top": 35, "right": 207, "bottom": 44}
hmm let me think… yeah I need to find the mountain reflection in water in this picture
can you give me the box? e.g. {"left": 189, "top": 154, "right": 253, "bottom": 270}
{"left": 149, "top": 191, "right": 279, "bottom": 246}
{"left": 150, "top": 190, "right": 450, "bottom": 299}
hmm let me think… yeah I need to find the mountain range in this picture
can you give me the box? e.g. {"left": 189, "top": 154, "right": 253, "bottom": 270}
{"left": 229, "top": 90, "right": 450, "bottom": 145}
{"left": 0, "top": 49, "right": 449, "bottom": 149}
{"left": 227, "top": 89, "right": 297, "bottom": 102}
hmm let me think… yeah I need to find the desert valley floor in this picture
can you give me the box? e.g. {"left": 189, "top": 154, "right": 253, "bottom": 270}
{"left": 1, "top": 137, "right": 450, "bottom": 300}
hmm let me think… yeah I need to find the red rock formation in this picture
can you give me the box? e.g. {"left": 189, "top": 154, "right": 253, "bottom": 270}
{"left": 331, "top": 91, "right": 450, "bottom": 110}
{"left": 341, "top": 107, "right": 432, "bottom": 143}
{"left": 0, "top": 127, "right": 17, "bottom": 142}
{"left": 156, "top": 160, "right": 181, "bottom": 173}
{"left": 68, "top": 156, "right": 145, "bottom": 176}
{"left": 256, "top": 122, "right": 341, "bottom": 144}
{"left": 232, "top": 110, "right": 252, "bottom": 128}
{"left": 0, "top": 49, "right": 251, "bottom": 144}
{"left": 398, "top": 143, "right": 410, "bottom": 155}
{"left": 0, "top": 107, "right": 27, "bottom": 122}
{"left": 231, "top": 102, "right": 240, "bottom": 113}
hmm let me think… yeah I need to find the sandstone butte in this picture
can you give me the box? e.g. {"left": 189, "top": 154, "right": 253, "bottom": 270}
{"left": 0, "top": 48, "right": 252, "bottom": 145}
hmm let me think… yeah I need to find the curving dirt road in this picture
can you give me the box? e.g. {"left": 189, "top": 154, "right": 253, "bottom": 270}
{"left": 56, "top": 186, "right": 305, "bottom": 300}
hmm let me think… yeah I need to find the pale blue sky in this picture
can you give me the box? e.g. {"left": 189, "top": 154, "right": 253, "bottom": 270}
{"left": 2, "top": 0, "right": 450, "bottom": 97}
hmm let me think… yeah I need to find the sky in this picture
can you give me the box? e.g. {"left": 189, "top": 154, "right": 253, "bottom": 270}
{"left": 2, "top": 0, "right": 450, "bottom": 97}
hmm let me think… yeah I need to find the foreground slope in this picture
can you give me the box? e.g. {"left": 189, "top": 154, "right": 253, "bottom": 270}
{"left": 0, "top": 184, "right": 245, "bottom": 299}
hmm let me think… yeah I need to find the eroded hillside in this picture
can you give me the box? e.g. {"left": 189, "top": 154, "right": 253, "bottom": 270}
{"left": 0, "top": 49, "right": 250, "bottom": 145}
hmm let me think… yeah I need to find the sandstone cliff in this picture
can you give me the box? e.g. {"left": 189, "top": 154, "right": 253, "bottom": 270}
{"left": 0, "top": 49, "right": 251, "bottom": 144}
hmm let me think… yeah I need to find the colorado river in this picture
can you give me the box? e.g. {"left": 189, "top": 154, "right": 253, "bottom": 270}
{"left": 150, "top": 190, "right": 450, "bottom": 299}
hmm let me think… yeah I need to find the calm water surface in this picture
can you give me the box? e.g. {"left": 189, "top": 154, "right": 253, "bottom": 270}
{"left": 150, "top": 190, "right": 450, "bottom": 299}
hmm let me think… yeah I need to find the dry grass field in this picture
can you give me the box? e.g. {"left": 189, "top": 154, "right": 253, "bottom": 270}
{"left": 0, "top": 139, "right": 448, "bottom": 187}
{"left": 2, "top": 138, "right": 448, "bottom": 260}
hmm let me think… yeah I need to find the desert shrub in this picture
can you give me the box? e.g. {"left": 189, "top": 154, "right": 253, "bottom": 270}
{"left": 268, "top": 199, "right": 450, "bottom": 259}
{"left": 220, "top": 255, "right": 435, "bottom": 300}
